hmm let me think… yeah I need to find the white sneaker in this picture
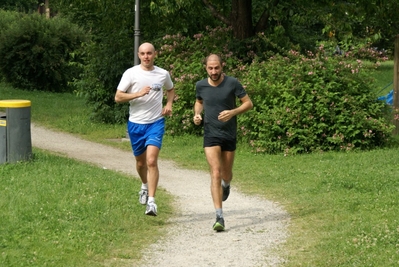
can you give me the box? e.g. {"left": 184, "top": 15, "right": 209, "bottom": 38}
{"left": 145, "top": 202, "right": 157, "bottom": 216}
{"left": 138, "top": 189, "right": 148, "bottom": 205}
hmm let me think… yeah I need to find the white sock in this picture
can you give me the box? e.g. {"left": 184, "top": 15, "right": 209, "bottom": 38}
{"left": 216, "top": 208, "right": 223, "bottom": 218}
{"left": 148, "top": 197, "right": 155, "bottom": 203}
{"left": 141, "top": 183, "right": 148, "bottom": 190}
{"left": 222, "top": 179, "right": 230, "bottom": 188}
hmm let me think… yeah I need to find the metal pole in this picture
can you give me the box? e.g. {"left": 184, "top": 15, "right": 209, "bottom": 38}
{"left": 127, "top": 0, "right": 141, "bottom": 139}
{"left": 134, "top": 0, "right": 141, "bottom": 66}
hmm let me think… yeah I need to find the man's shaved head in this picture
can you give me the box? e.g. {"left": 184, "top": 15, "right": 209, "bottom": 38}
{"left": 139, "top": 42, "right": 155, "bottom": 53}
{"left": 205, "top": 54, "right": 223, "bottom": 66}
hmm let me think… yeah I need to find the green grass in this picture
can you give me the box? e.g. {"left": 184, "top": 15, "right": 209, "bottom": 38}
{"left": 370, "top": 60, "right": 394, "bottom": 95}
{"left": 234, "top": 149, "right": 399, "bottom": 266}
{"left": 1, "top": 60, "right": 398, "bottom": 266}
{"left": 0, "top": 150, "right": 174, "bottom": 266}
{"left": 0, "top": 83, "right": 131, "bottom": 150}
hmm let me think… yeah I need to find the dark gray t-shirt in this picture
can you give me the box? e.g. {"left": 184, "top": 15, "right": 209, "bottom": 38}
{"left": 195, "top": 75, "right": 247, "bottom": 139}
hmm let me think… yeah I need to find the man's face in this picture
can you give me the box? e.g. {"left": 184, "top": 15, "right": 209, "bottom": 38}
{"left": 206, "top": 60, "right": 223, "bottom": 82}
{"left": 138, "top": 45, "right": 156, "bottom": 68}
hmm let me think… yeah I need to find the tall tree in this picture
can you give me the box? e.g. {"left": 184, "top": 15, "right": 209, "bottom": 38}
{"left": 203, "top": 0, "right": 264, "bottom": 39}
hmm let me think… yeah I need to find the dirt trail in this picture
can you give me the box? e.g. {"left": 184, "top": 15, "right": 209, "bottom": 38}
{"left": 31, "top": 123, "right": 290, "bottom": 267}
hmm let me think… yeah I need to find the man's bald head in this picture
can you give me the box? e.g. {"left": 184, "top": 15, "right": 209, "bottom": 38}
{"left": 138, "top": 42, "right": 157, "bottom": 70}
{"left": 204, "top": 54, "right": 223, "bottom": 66}
{"left": 139, "top": 42, "right": 156, "bottom": 53}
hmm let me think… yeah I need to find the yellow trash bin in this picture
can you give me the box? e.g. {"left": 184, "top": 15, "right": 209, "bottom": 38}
{"left": 0, "top": 100, "right": 32, "bottom": 164}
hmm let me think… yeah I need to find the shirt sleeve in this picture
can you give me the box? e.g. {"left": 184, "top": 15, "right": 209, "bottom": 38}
{"left": 234, "top": 78, "right": 247, "bottom": 98}
{"left": 117, "top": 70, "right": 132, "bottom": 92}
{"left": 164, "top": 72, "right": 174, "bottom": 90}
{"left": 195, "top": 81, "right": 203, "bottom": 100}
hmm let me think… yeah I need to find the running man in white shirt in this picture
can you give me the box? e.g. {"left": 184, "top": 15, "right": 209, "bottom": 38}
{"left": 115, "top": 42, "right": 175, "bottom": 216}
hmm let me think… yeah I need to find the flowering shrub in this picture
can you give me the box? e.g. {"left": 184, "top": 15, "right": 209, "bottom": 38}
{"left": 237, "top": 46, "right": 394, "bottom": 154}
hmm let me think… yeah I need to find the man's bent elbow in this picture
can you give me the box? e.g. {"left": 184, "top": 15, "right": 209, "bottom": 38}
{"left": 114, "top": 91, "right": 124, "bottom": 104}
{"left": 248, "top": 100, "right": 254, "bottom": 110}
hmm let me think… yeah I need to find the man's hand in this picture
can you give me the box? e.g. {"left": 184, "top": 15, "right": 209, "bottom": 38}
{"left": 218, "top": 110, "right": 234, "bottom": 122}
{"left": 162, "top": 105, "right": 172, "bottom": 116}
{"left": 140, "top": 86, "right": 151, "bottom": 97}
{"left": 193, "top": 114, "right": 202, "bottom": 125}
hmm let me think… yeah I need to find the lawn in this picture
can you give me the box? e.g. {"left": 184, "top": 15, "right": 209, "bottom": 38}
{"left": 1, "top": 151, "right": 174, "bottom": 266}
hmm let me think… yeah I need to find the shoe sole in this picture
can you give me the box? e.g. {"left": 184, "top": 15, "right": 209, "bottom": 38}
{"left": 222, "top": 186, "right": 230, "bottom": 202}
{"left": 213, "top": 222, "right": 225, "bottom": 232}
{"left": 145, "top": 209, "right": 157, "bottom": 216}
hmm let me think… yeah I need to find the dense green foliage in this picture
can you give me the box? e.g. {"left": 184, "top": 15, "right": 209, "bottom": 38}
{"left": 0, "top": 11, "right": 86, "bottom": 92}
{"left": 239, "top": 49, "right": 393, "bottom": 154}
{"left": 0, "top": 0, "right": 37, "bottom": 12}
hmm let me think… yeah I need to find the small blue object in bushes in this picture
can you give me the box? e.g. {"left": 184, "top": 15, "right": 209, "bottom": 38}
{"left": 378, "top": 89, "right": 393, "bottom": 105}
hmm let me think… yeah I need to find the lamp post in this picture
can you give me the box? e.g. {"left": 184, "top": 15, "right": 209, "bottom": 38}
{"left": 134, "top": 0, "right": 141, "bottom": 66}
{"left": 126, "top": 0, "right": 141, "bottom": 139}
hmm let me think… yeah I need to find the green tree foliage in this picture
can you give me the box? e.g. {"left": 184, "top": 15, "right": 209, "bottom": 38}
{"left": 0, "top": 11, "right": 87, "bottom": 92}
{"left": 0, "top": 0, "right": 38, "bottom": 12}
{"left": 314, "top": 0, "right": 399, "bottom": 52}
{"left": 145, "top": 0, "right": 399, "bottom": 53}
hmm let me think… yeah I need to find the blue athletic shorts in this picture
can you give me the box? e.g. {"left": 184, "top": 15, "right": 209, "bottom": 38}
{"left": 127, "top": 118, "right": 165, "bottom": 156}
{"left": 203, "top": 136, "right": 236, "bottom": 151}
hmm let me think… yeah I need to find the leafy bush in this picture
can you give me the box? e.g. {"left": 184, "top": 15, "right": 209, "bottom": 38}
{"left": 73, "top": 35, "right": 134, "bottom": 123}
{"left": 0, "top": 10, "right": 23, "bottom": 34}
{"left": 238, "top": 47, "right": 394, "bottom": 154}
{"left": 0, "top": 12, "right": 86, "bottom": 92}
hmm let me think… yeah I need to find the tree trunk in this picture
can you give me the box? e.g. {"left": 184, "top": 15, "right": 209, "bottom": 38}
{"left": 231, "top": 0, "right": 253, "bottom": 39}
{"left": 45, "top": 0, "right": 50, "bottom": 18}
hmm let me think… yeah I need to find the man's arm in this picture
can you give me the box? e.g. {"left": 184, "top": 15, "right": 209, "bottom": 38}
{"left": 162, "top": 88, "right": 175, "bottom": 116}
{"left": 218, "top": 95, "right": 253, "bottom": 122}
{"left": 193, "top": 99, "right": 203, "bottom": 125}
{"left": 235, "top": 95, "right": 253, "bottom": 115}
{"left": 114, "top": 87, "right": 151, "bottom": 104}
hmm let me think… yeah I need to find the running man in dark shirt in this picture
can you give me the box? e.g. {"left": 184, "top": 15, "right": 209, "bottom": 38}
{"left": 193, "top": 54, "right": 253, "bottom": 231}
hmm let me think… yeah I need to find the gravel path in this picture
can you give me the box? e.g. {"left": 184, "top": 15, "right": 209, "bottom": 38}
{"left": 31, "top": 124, "right": 290, "bottom": 267}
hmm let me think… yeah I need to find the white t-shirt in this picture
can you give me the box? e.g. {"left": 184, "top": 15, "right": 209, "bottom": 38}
{"left": 117, "top": 65, "right": 174, "bottom": 124}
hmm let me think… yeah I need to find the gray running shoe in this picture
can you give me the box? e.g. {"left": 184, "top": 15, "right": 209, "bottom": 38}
{"left": 138, "top": 189, "right": 148, "bottom": 205}
{"left": 213, "top": 216, "right": 225, "bottom": 232}
{"left": 222, "top": 185, "right": 230, "bottom": 201}
{"left": 145, "top": 202, "right": 158, "bottom": 216}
